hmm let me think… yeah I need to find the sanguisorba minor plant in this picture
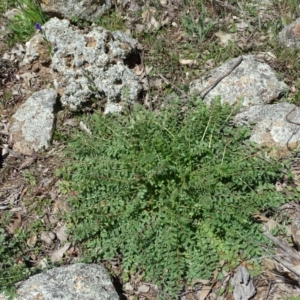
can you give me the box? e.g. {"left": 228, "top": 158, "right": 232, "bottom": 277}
{"left": 58, "top": 97, "right": 286, "bottom": 297}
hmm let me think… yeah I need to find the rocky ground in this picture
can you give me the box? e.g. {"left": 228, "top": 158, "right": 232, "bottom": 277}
{"left": 3, "top": 0, "right": 300, "bottom": 299}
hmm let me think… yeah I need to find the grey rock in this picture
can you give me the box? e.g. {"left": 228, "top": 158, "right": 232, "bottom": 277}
{"left": 22, "top": 34, "right": 46, "bottom": 65}
{"left": 189, "top": 55, "right": 288, "bottom": 110}
{"left": 14, "top": 263, "right": 119, "bottom": 300}
{"left": 9, "top": 89, "right": 57, "bottom": 155}
{"left": 40, "top": 0, "right": 111, "bottom": 21}
{"left": 23, "top": 18, "right": 142, "bottom": 112}
{"left": 138, "top": 284, "right": 150, "bottom": 293}
{"left": 231, "top": 266, "right": 255, "bottom": 300}
{"left": 234, "top": 103, "right": 300, "bottom": 157}
{"left": 278, "top": 18, "right": 300, "bottom": 48}
{"left": 291, "top": 215, "right": 300, "bottom": 251}
{"left": 40, "top": 231, "right": 56, "bottom": 245}
{"left": 55, "top": 225, "right": 68, "bottom": 243}
{"left": 93, "top": 63, "right": 141, "bottom": 114}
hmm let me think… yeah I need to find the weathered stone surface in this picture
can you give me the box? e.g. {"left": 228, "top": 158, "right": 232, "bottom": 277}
{"left": 278, "top": 18, "right": 300, "bottom": 48}
{"left": 189, "top": 55, "right": 288, "bottom": 110}
{"left": 234, "top": 103, "right": 300, "bottom": 157}
{"left": 40, "top": 231, "right": 55, "bottom": 245}
{"left": 231, "top": 266, "right": 255, "bottom": 300}
{"left": 22, "top": 34, "right": 52, "bottom": 66}
{"left": 291, "top": 215, "right": 300, "bottom": 251}
{"left": 14, "top": 263, "right": 119, "bottom": 300}
{"left": 9, "top": 88, "right": 57, "bottom": 155}
{"left": 22, "top": 18, "right": 142, "bottom": 113}
{"left": 40, "top": 0, "right": 111, "bottom": 21}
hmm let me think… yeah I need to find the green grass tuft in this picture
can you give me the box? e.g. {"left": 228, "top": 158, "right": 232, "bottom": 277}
{"left": 181, "top": 3, "right": 215, "bottom": 42}
{"left": 7, "top": 0, "right": 47, "bottom": 45}
{"left": 0, "top": 0, "right": 18, "bottom": 14}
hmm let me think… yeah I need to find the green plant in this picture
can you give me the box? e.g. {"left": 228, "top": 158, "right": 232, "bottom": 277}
{"left": 271, "top": 0, "right": 300, "bottom": 31}
{"left": 25, "top": 197, "right": 52, "bottom": 216}
{"left": 244, "top": 3, "right": 259, "bottom": 17}
{"left": 247, "top": 261, "right": 262, "bottom": 278}
{"left": 0, "top": 198, "right": 52, "bottom": 294}
{"left": 0, "top": 0, "right": 18, "bottom": 13}
{"left": 23, "top": 170, "right": 37, "bottom": 186}
{"left": 93, "top": 11, "right": 126, "bottom": 31}
{"left": 181, "top": 3, "right": 215, "bottom": 42}
{"left": 204, "top": 41, "right": 242, "bottom": 66}
{"left": 52, "top": 129, "right": 67, "bottom": 142}
{"left": 0, "top": 215, "right": 34, "bottom": 294}
{"left": 70, "top": 16, "right": 89, "bottom": 28}
{"left": 7, "top": 0, "right": 47, "bottom": 45}
{"left": 271, "top": 224, "right": 287, "bottom": 237}
{"left": 59, "top": 98, "right": 286, "bottom": 297}
{"left": 0, "top": 91, "right": 12, "bottom": 109}
{"left": 273, "top": 0, "right": 300, "bottom": 19}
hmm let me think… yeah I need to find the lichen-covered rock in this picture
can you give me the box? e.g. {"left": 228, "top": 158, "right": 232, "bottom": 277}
{"left": 234, "top": 103, "right": 300, "bottom": 157}
{"left": 22, "top": 34, "right": 52, "bottom": 66}
{"left": 14, "top": 263, "right": 119, "bottom": 300}
{"left": 231, "top": 266, "right": 256, "bottom": 300}
{"left": 40, "top": 0, "right": 111, "bottom": 21}
{"left": 22, "top": 18, "right": 142, "bottom": 113}
{"left": 291, "top": 215, "right": 300, "bottom": 251}
{"left": 278, "top": 18, "right": 300, "bottom": 48}
{"left": 189, "top": 55, "right": 288, "bottom": 110}
{"left": 9, "top": 88, "right": 57, "bottom": 155}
